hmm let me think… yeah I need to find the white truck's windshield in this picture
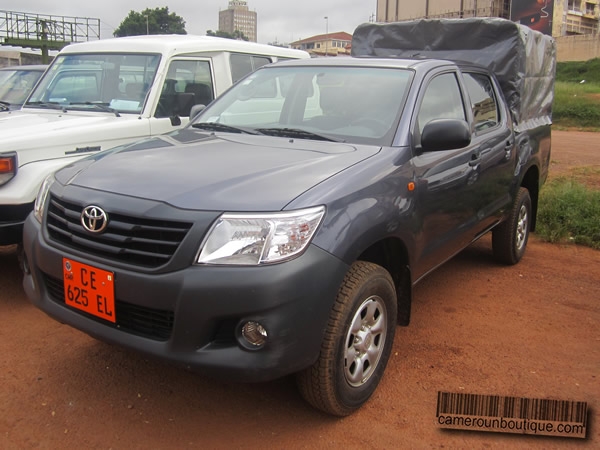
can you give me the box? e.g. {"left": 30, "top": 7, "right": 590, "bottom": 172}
{"left": 26, "top": 53, "right": 161, "bottom": 114}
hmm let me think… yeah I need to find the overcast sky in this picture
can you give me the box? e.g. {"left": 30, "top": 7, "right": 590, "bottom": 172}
{"left": 2, "top": 1, "right": 376, "bottom": 45}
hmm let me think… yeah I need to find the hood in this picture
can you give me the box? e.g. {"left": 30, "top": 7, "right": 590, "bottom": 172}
{"left": 57, "top": 129, "right": 381, "bottom": 211}
{"left": 0, "top": 109, "right": 142, "bottom": 165}
{"left": 0, "top": 108, "right": 130, "bottom": 137}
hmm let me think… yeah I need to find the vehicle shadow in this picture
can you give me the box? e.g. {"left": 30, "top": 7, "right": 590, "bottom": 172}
{"left": 32, "top": 335, "right": 338, "bottom": 447}
{"left": 0, "top": 245, "right": 28, "bottom": 308}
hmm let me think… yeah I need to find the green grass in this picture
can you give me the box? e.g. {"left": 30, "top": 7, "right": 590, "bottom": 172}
{"left": 552, "top": 60, "right": 600, "bottom": 130}
{"left": 552, "top": 81, "right": 600, "bottom": 130}
{"left": 531, "top": 61, "right": 600, "bottom": 247}
{"left": 537, "top": 178, "right": 600, "bottom": 249}
{"left": 570, "top": 166, "right": 600, "bottom": 184}
{"left": 556, "top": 58, "right": 600, "bottom": 84}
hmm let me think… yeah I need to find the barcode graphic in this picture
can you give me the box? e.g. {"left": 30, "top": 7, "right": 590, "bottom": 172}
{"left": 436, "top": 392, "right": 587, "bottom": 438}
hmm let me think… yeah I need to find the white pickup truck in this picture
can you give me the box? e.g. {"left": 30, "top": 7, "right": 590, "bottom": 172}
{"left": 0, "top": 35, "right": 308, "bottom": 245}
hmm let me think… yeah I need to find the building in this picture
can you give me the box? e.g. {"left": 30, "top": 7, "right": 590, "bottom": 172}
{"left": 0, "top": 48, "right": 54, "bottom": 67}
{"left": 375, "top": 1, "right": 599, "bottom": 37}
{"left": 562, "top": 0, "right": 600, "bottom": 35}
{"left": 219, "top": 1, "right": 258, "bottom": 42}
{"left": 376, "top": 0, "right": 509, "bottom": 22}
{"left": 290, "top": 32, "right": 352, "bottom": 56}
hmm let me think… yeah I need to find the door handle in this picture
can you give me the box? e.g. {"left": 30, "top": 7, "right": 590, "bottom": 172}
{"left": 469, "top": 153, "right": 481, "bottom": 167}
{"left": 504, "top": 141, "right": 514, "bottom": 159}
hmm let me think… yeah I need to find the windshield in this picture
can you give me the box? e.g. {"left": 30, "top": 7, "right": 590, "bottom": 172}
{"left": 193, "top": 65, "right": 413, "bottom": 146}
{"left": 25, "top": 53, "right": 160, "bottom": 114}
{"left": 0, "top": 68, "right": 44, "bottom": 106}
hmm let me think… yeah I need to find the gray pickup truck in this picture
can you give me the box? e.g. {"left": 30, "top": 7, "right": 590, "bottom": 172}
{"left": 22, "top": 19, "right": 555, "bottom": 416}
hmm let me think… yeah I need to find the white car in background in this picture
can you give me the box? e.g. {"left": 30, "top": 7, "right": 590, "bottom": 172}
{"left": 0, "top": 35, "right": 308, "bottom": 245}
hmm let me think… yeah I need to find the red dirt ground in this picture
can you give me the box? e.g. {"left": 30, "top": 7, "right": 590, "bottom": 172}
{"left": 0, "top": 130, "right": 598, "bottom": 449}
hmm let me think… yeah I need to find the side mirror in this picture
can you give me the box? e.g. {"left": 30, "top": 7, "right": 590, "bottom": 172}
{"left": 189, "top": 104, "right": 206, "bottom": 121}
{"left": 421, "top": 119, "right": 471, "bottom": 152}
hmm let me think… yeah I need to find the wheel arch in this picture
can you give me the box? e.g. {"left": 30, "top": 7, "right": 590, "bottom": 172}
{"left": 520, "top": 165, "right": 540, "bottom": 231}
{"left": 357, "top": 237, "right": 412, "bottom": 326}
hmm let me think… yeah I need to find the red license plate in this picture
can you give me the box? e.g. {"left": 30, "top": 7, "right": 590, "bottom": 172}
{"left": 63, "top": 258, "right": 116, "bottom": 323}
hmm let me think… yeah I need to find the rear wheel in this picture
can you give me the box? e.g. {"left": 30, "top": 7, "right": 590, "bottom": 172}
{"left": 297, "top": 261, "right": 397, "bottom": 416}
{"left": 493, "top": 187, "right": 532, "bottom": 265}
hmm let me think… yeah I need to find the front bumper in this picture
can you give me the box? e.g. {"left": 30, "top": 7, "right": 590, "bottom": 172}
{"left": 22, "top": 215, "right": 349, "bottom": 382}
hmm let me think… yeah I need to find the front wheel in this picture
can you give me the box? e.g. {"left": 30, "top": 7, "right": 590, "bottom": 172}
{"left": 296, "top": 261, "right": 397, "bottom": 416}
{"left": 492, "top": 187, "right": 532, "bottom": 265}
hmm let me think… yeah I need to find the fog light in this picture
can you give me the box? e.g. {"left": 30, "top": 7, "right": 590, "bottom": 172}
{"left": 241, "top": 321, "right": 268, "bottom": 347}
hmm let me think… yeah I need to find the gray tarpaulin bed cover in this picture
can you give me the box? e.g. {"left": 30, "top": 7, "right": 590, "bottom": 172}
{"left": 351, "top": 18, "right": 556, "bottom": 132}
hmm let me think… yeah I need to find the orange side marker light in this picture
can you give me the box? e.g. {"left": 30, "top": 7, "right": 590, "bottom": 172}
{"left": 0, "top": 157, "right": 15, "bottom": 173}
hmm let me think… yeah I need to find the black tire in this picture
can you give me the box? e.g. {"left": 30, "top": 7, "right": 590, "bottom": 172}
{"left": 296, "top": 261, "right": 397, "bottom": 416}
{"left": 492, "top": 187, "right": 532, "bottom": 265}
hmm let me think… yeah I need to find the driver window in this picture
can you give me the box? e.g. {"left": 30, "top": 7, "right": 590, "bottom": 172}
{"left": 156, "top": 60, "right": 214, "bottom": 118}
{"left": 417, "top": 73, "right": 465, "bottom": 134}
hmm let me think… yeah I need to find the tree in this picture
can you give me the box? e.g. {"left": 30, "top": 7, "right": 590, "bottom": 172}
{"left": 114, "top": 7, "right": 186, "bottom": 37}
{"left": 206, "top": 29, "right": 249, "bottom": 41}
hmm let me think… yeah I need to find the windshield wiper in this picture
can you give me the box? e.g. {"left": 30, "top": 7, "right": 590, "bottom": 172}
{"left": 25, "top": 101, "right": 68, "bottom": 112}
{"left": 0, "top": 101, "right": 9, "bottom": 111}
{"left": 191, "top": 122, "right": 260, "bottom": 135}
{"left": 255, "top": 127, "right": 340, "bottom": 142}
{"left": 69, "top": 102, "right": 121, "bottom": 117}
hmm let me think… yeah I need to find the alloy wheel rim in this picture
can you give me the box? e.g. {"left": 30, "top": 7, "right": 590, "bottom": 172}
{"left": 516, "top": 204, "right": 528, "bottom": 251}
{"left": 344, "top": 295, "right": 388, "bottom": 387}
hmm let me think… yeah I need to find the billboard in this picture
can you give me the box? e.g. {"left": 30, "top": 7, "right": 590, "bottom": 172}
{"left": 510, "top": 0, "right": 554, "bottom": 35}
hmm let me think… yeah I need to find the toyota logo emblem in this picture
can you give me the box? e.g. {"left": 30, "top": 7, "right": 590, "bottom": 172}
{"left": 81, "top": 205, "right": 108, "bottom": 233}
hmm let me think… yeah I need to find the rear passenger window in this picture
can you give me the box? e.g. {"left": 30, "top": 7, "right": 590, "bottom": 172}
{"left": 417, "top": 73, "right": 465, "bottom": 134}
{"left": 463, "top": 73, "right": 499, "bottom": 132}
{"left": 230, "top": 53, "right": 273, "bottom": 83}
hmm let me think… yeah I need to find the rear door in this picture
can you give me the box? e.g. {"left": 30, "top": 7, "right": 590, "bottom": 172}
{"left": 460, "top": 70, "right": 515, "bottom": 232}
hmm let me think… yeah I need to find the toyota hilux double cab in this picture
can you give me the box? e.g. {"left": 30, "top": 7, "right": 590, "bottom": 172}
{"left": 0, "top": 35, "right": 308, "bottom": 245}
{"left": 22, "top": 19, "right": 555, "bottom": 416}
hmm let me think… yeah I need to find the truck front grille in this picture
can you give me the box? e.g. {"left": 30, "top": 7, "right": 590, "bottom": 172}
{"left": 43, "top": 272, "right": 174, "bottom": 341}
{"left": 46, "top": 196, "right": 192, "bottom": 268}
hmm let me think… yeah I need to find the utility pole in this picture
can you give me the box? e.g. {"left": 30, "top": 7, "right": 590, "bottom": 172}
{"left": 39, "top": 20, "right": 49, "bottom": 63}
{"left": 324, "top": 16, "right": 329, "bottom": 57}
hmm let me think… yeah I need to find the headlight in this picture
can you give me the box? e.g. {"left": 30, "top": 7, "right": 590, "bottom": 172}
{"left": 34, "top": 174, "right": 55, "bottom": 223}
{"left": 197, "top": 206, "right": 325, "bottom": 265}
